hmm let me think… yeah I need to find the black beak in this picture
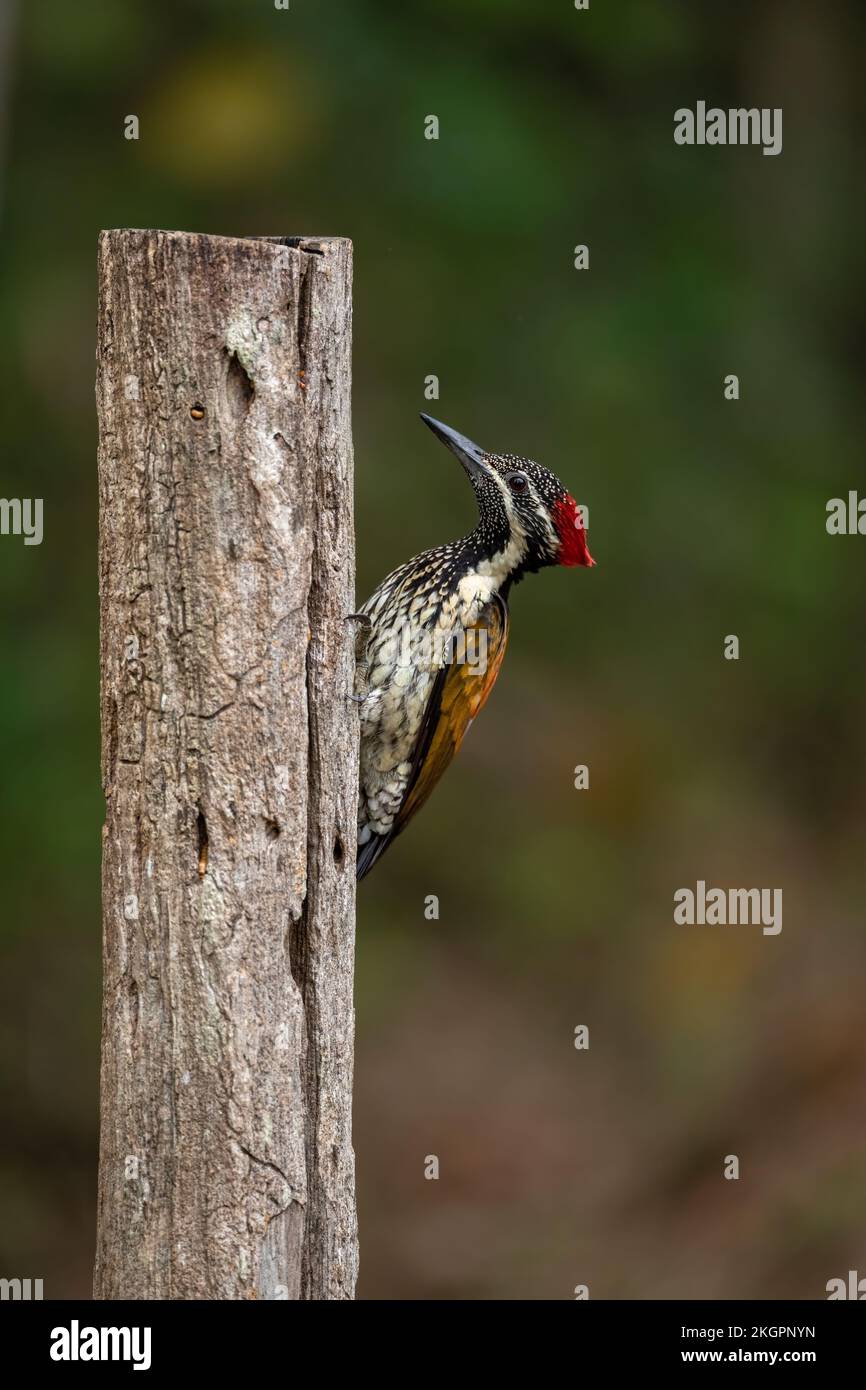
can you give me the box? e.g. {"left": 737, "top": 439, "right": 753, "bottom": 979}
{"left": 420, "top": 414, "right": 493, "bottom": 483}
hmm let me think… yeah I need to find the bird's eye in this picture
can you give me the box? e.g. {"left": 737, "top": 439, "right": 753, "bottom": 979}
{"left": 506, "top": 471, "right": 529, "bottom": 494}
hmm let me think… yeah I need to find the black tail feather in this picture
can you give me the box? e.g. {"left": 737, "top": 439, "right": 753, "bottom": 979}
{"left": 356, "top": 831, "right": 392, "bottom": 881}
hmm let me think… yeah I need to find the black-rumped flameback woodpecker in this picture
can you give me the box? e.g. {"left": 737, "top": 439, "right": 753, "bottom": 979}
{"left": 355, "top": 414, "right": 595, "bottom": 879}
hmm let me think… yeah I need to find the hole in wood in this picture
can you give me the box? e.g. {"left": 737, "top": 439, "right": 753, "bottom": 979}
{"left": 225, "top": 350, "right": 254, "bottom": 414}
{"left": 196, "top": 808, "right": 209, "bottom": 878}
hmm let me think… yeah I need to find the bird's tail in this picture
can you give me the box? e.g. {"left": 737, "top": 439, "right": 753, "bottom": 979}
{"left": 356, "top": 831, "right": 392, "bottom": 881}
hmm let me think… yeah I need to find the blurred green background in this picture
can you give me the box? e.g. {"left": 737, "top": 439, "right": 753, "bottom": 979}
{"left": 1, "top": 0, "right": 865, "bottom": 1299}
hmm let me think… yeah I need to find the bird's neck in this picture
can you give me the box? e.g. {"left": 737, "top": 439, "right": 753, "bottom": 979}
{"left": 459, "top": 523, "right": 528, "bottom": 595}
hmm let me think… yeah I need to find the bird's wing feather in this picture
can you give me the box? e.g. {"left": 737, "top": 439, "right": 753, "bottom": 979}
{"left": 356, "top": 592, "right": 509, "bottom": 880}
{"left": 394, "top": 591, "right": 510, "bottom": 835}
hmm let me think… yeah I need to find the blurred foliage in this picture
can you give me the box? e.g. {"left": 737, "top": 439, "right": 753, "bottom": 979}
{"left": 0, "top": 0, "right": 864, "bottom": 1298}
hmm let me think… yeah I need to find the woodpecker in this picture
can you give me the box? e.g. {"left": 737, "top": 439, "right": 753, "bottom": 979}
{"left": 355, "top": 414, "right": 595, "bottom": 879}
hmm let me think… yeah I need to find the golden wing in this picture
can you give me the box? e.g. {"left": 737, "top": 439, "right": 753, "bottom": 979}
{"left": 357, "top": 593, "right": 509, "bottom": 879}
{"left": 396, "top": 593, "right": 509, "bottom": 832}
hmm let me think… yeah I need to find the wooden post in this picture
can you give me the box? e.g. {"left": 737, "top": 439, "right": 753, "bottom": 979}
{"left": 93, "top": 230, "right": 358, "bottom": 1300}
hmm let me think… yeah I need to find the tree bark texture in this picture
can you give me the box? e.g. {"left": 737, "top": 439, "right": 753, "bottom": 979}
{"left": 93, "top": 230, "right": 358, "bottom": 1300}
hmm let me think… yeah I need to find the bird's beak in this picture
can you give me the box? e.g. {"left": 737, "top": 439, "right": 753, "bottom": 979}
{"left": 420, "top": 414, "right": 493, "bottom": 483}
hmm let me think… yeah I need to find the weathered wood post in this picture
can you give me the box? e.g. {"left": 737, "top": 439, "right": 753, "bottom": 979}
{"left": 94, "top": 230, "right": 358, "bottom": 1300}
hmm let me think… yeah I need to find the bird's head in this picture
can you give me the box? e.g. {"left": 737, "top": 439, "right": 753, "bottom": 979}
{"left": 420, "top": 413, "right": 595, "bottom": 581}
